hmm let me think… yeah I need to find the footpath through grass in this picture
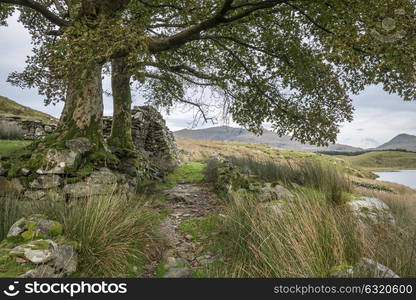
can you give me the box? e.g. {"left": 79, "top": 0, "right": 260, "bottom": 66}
{"left": 155, "top": 162, "right": 205, "bottom": 189}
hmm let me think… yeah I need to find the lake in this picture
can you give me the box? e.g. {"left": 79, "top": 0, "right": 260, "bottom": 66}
{"left": 374, "top": 170, "right": 416, "bottom": 189}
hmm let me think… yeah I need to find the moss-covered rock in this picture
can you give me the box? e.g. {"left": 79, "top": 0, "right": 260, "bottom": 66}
{"left": 48, "top": 222, "right": 63, "bottom": 237}
{"left": 214, "top": 162, "right": 250, "bottom": 193}
{"left": 7, "top": 215, "right": 63, "bottom": 241}
{"left": 10, "top": 239, "right": 56, "bottom": 264}
{"left": 346, "top": 197, "right": 396, "bottom": 226}
{"left": 0, "top": 215, "right": 78, "bottom": 278}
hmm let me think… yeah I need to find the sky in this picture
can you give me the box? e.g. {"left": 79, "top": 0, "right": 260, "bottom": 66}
{"left": 1, "top": 14, "right": 416, "bottom": 149}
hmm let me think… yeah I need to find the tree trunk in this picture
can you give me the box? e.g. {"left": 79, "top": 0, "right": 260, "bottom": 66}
{"left": 56, "top": 64, "right": 105, "bottom": 151}
{"left": 108, "top": 56, "right": 135, "bottom": 155}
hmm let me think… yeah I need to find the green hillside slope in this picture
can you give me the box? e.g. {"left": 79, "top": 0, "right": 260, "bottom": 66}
{"left": 337, "top": 151, "right": 416, "bottom": 170}
{"left": 0, "top": 96, "right": 57, "bottom": 124}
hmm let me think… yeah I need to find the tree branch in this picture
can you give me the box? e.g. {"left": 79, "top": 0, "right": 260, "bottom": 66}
{"left": 209, "top": 37, "right": 295, "bottom": 118}
{"left": 283, "top": 2, "right": 370, "bottom": 55}
{"left": 147, "top": 62, "right": 219, "bottom": 81}
{"left": 201, "top": 34, "right": 294, "bottom": 67}
{"left": 0, "top": 0, "right": 68, "bottom": 26}
{"left": 147, "top": 0, "right": 287, "bottom": 53}
{"left": 144, "top": 72, "right": 213, "bottom": 123}
{"left": 52, "top": 0, "right": 67, "bottom": 17}
{"left": 138, "top": 0, "right": 183, "bottom": 10}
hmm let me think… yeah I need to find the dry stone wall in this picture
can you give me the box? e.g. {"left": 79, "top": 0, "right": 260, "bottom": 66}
{"left": 1, "top": 106, "right": 180, "bottom": 173}
{"left": 103, "top": 106, "right": 180, "bottom": 173}
{"left": 0, "top": 116, "right": 57, "bottom": 140}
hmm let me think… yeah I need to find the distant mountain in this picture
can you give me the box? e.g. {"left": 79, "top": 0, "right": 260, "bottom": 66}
{"left": 376, "top": 134, "right": 416, "bottom": 152}
{"left": 174, "top": 126, "right": 363, "bottom": 152}
{"left": 0, "top": 96, "right": 57, "bottom": 124}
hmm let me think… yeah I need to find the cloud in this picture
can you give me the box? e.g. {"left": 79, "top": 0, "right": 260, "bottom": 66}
{"left": 337, "top": 86, "right": 416, "bottom": 147}
{"left": 1, "top": 14, "right": 416, "bottom": 149}
{"left": 0, "top": 15, "right": 64, "bottom": 117}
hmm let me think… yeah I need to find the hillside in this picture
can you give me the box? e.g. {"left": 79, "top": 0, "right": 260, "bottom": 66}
{"left": 335, "top": 150, "right": 416, "bottom": 171}
{"left": 175, "top": 126, "right": 363, "bottom": 152}
{"left": 0, "top": 96, "right": 57, "bottom": 124}
{"left": 376, "top": 134, "right": 416, "bottom": 152}
{"left": 176, "top": 136, "right": 376, "bottom": 178}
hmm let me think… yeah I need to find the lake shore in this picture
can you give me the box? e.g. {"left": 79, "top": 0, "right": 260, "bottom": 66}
{"left": 373, "top": 169, "right": 416, "bottom": 190}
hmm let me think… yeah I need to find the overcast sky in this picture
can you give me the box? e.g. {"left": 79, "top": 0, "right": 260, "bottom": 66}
{"left": 1, "top": 14, "right": 416, "bottom": 149}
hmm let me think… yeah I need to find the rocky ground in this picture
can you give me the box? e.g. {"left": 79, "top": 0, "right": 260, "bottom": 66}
{"left": 143, "top": 183, "right": 221, "bottom": 278}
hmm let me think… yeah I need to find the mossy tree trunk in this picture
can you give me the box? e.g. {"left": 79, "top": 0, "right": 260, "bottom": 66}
{"left": 56, "top": 64, "right": 105, "bottom": 151}
{"left": 108, "top": 56, "right": 135, "bottom": 155}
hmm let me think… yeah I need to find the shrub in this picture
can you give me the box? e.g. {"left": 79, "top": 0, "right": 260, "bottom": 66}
{"left": 203, "top": 157, "right": 223, "bottom": 182}
{"left": 0, "top": 121, "right": 23, "bottom": 140}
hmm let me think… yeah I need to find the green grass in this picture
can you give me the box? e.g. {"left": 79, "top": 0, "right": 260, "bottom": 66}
{"left": 156, "top": 162, "right": 205, "bottom": 189}
{"left": 0, "top": 140, "right": 31, "bottom": 157}
{"left": 199, "top": 152, "right": 416, "bottom": 278}
{"left": 0, "top": 96, "right": 57, "bottom": 124}
{"left": 178, "top": 216, "right": 222, "bottom": 244}
{"left": 155, "top": 261, "right": 168, "bottom": 278}
{"left": 0, "top": 194, "right": 21, "bottom": 242}
{"left": 50, "top": 194, "right": 158, "bottom": 277}
{"left": 178, "top": 215, "right": 225, "bottom": 278}
{"left": 0, "top": 249, "right": 35, "bottom": 278}
{"left": 337, "top": 151, "right": 416, "bottom": 170}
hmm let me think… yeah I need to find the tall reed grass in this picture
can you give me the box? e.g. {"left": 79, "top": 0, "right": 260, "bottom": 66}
{"left": 0, "top": 121, "right": 23, "bottom": 140}
{"left": 215, "top": 190, "right": 416, "bottom": 277}
{"left": 0, "top": 195, "right": 21, "bottom": 241}
{"left": 0, "top": 190, "right": 158, "bottom": 277}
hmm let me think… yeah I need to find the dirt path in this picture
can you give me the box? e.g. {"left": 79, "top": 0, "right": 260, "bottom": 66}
{"left": 143, "top": 183, "right": 221, "bottom": 278}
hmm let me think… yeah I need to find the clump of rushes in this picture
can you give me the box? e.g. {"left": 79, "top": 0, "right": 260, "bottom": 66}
{"left": 215, "top": 190, "right": 416, "bottom": 277}
{"left": 0, "top": 189, "right": 159, "bottom": 277}
{"left": 61, "top": 193, "right": 158, "bottom": 277}
{"left": 0, "top": 121, "right": 24, "bottom": 140}
{"left": 0, "top": 193, "right": 21, "bottom": 241}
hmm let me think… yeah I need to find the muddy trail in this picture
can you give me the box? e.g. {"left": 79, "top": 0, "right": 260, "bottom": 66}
{"left": 143, "top": 183, "right": 222, "bottom": 278}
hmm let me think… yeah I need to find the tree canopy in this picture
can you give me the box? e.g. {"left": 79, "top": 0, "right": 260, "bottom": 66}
{"left": 1, "top": 0, "right": 415, "bottom": 147}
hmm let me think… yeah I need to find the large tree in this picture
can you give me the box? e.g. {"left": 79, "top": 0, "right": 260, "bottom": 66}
{"left": 1, "top": 0, "right": 415, "bottom": 167}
